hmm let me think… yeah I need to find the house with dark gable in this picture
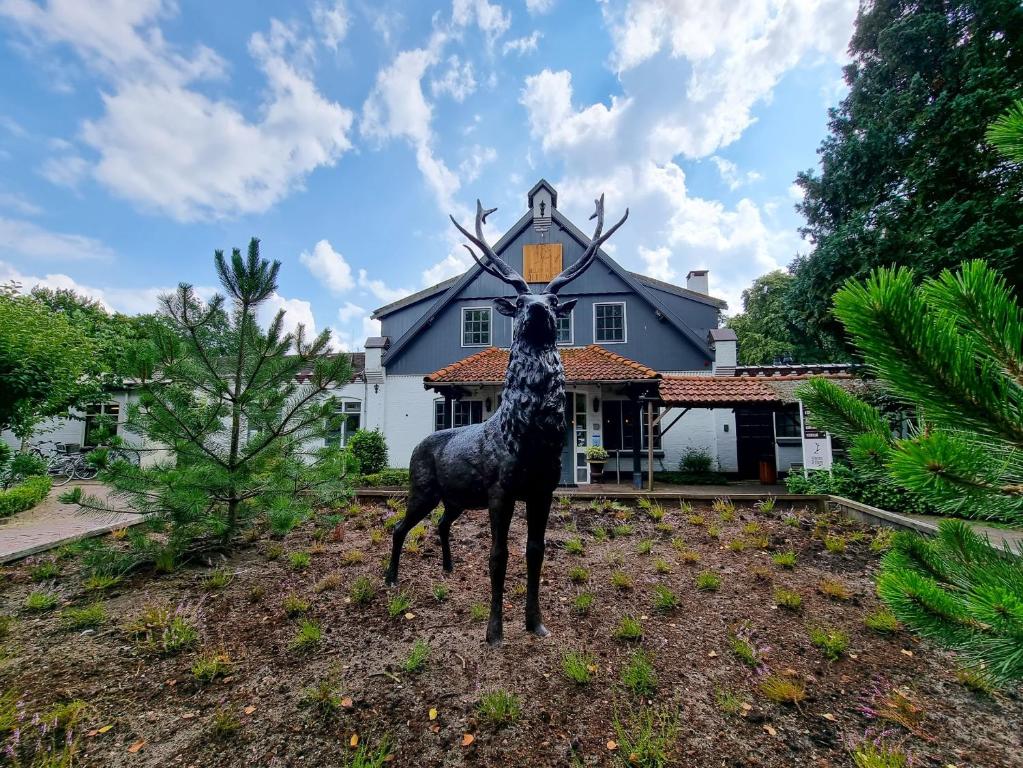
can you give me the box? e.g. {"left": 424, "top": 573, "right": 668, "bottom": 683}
{"left": 355, "top": 179, "right": 825, "bottom": 486}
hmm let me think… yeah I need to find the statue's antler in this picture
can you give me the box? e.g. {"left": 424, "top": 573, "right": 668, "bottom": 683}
{"left": 451, "top": 201, "right": 530, "bottom": 295}
{"left": 544, "top": 194, "right": 628, "bottom": 295}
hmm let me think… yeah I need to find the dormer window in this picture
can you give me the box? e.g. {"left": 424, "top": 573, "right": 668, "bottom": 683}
{"left": 462, "top": 307, "right": 492, "bottom": 347}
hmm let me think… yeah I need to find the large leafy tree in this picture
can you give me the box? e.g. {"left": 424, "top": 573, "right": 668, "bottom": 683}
{"left": 0, "top": 287, "right": 95, "bottom": 441}
{"left": 727, "top": 270, "right": 846, "bottom": 364}
{"left": 796, "top": 260, "right": 1023, "bottom": 684}
{"left": 791, "top": 0, "right": 1023, "bottom": 344}
{"left": 68, "top": 240, "right": 355, "bottom": 559}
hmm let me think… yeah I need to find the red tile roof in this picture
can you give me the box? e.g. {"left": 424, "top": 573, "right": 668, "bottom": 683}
{"left": 425, "top": 345, "right": 660, "bottom": 385}
{"left": 659, "top": 375, "right": 779, "bottom": 406}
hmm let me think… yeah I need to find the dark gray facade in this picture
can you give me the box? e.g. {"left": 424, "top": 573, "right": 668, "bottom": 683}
{"left": 373, "top": 181, "right": 725, "bottom": 376}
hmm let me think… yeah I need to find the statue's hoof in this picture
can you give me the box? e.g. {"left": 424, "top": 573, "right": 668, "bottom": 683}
{"left": 528, "top": 623, "right": 550, "bottom": 638}
{"left": 384, "top": 576, "right": 398, "bottom": 588}
{"left": 486, "top": 621, "right": 503, "bottom": 646}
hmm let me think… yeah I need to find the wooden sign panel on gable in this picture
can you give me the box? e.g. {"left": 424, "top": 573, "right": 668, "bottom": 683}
{"left": 522, "top": 243, "right": 563, "bottom": 284}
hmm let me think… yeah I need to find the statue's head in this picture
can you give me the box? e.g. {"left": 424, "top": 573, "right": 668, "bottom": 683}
{"left": 451, "top": 195, "right": 628, "bottom": 348}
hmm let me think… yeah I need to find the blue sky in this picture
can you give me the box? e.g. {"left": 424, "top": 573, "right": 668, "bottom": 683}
{"left": 0, "top": 0, "right": 857, "bottom": 350}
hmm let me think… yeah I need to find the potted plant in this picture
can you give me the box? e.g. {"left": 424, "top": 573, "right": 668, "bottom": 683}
{"left": 586, "top": 445, "right": 609, "bottom": 483}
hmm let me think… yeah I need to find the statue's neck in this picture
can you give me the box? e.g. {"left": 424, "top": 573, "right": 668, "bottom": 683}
{"left": 497, "top": 340, "right": 565, "bottom": 450}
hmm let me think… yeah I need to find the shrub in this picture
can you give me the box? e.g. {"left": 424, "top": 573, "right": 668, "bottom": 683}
{"left": 387, "top": 590, "right": 413, "bottom": 618}
{"left": 349, "top": 430, "right": 388, "bottom": 475}
{"left": 192, "top": 649, "right": 232, "bottom": 681}
{"left": 477, "top": 690, "right": 521, "bottom": 726}
{"left": 573, "top": 592, "right": 594, "bottom": 616}
{"left": 758, "top": 674, "right": 806, "bottom": 704}
{"left": 126, "top": 602, "right": 200, "bottom": 655}
{"left": 0, "top": 475, "right": 52, "bottom": 518}
{"left": 289, "top": 619, "right": 323, "bottom": 652}
{"left": 679, "top": 447, "right": 714, "bottom": 474}
{"left": 283, "top": 595, "right": 310, "bottom": 617}
{"left": 562, "top": 650, "right": 595, "bottom": 685}
{"left": 568, "top": 565, "right": 589, "bottom": 583}
{"left": 696, "top": 571, "right": 720, "bottom": 591}
{"left": 615, "top": 615, "right": 643, "bottom": 641}
{"left": 772, "top": 551, "right": 797, "bottom": 569}
{"left": 359, "top": 468, "right": 410, "bottom": 487}
{"left": 611, "top": 704, "right": 678, "bottom": 767}
{"left": 61, "top": 602, "right": 106, "bottom": 630}
{"left": 620, "top": 650, "right": 657, "bottom": 696}
{"left": 24, "top": 590, "right": 58, "bottom": 612}
{"left": 773, "top": 588, "right": 802, "bottom": 611}
{"left": 809, "top": 626, "right": 849, "bottom": 660}
{"left": 652, "top": 585, "right": 679, "bottom": 613}
{"left": 403, "top": 639, "right": 430, "bottom": 673}
{"left": 349, "top": 576, "right": 375, "bottom": 604}
{"left": 864, "top": 609, "right": 899, "bottom": 633}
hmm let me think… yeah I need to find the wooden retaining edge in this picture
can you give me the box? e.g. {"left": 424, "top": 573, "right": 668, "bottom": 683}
{"left": 825, "top": 495, "right": 939, "bottom": 537}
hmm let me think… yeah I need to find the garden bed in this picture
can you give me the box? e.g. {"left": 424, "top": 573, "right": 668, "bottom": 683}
{"left": 2, "top": 498, "right": 1021, "bottom": 766}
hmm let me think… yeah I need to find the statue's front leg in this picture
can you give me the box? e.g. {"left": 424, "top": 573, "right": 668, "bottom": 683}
{"left": 525, "top": 493, "right": 552, "bottom": 638}
{"left": 486, "top": 497, "right": 514, "bottom": 646}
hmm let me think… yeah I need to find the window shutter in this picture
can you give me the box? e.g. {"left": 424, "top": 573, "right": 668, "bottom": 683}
{"left": 522, "top": 243, "right": 563, "bottom": 283}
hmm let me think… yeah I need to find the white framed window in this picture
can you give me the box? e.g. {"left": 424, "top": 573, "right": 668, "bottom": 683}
{"left": 593, "top": 302, "right": 626, "bottom": 343}
{"left": 326, "top": 400, "right": 362, "bottom": 446}
{"left": 434, "top": 399, "right": 485, "bottom": 430}
{"left": 84, "top": 402, "right": 120, "bottom": 446}
{"left": 461, "top": 307, "right": 492, "bottom": 347}
{"left": 555, "top": 311, "right": 573, "bottom": 345}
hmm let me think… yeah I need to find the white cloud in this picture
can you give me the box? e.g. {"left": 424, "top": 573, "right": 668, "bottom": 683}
{"left": 259, "top": 291, "right": 317, "bottom": 338}
{"left": 357, "top": 268, "right": 412, "bottom": 305}
{"left": 525, "top": 0, "right": 555, "bottom": 14}
{"left": 0, "top": 259, "right": 215, "bottom": 315}
{"left": 710, "top": 156, "right": 762, "bottom": 190}
{"left": 39, "top": 154, "right": 89, "bottom": 189}
{"left": 430, "top": 55, "right": 477, "bottom": 102}
{"left": 330, "top": 314, "right": 381, "bottom": 351}
{"left": 503, "top": 31, "right": 541, "bottom": 56}
{"left": 422, "top": 251, "right": 471, "bottom": 286}
{"left": 337, "top": 300, "right": 366, "bottom": 323}
{"left": 299, "top": 239, "right": 355, "bottom": 294}
{"left": 638, "top": 245, "right": 674, "bottom": 281}
{"left": 788, "top": 182, "right": 805, "bottom": 201}
{"left": 452, "top": 0, "right": 511, "bottom": 45}
{"left": 458, "top": 145, "right": 497, "bottom": 183}
{"left": 312, "top": 0, "right": 350, "bottom": 50}
{"left": 2, "top": 3, "right": 354, "bottom": 221}
{"left": 0, "top": 216, "right": 114, "bottom": 261}
{"left": 0, "top": 192, "right": 41, "bottom": 216}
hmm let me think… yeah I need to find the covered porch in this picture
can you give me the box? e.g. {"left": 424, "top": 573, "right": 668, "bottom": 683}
{"left": 423, "top": 345, "right": 662, "bottom": 487}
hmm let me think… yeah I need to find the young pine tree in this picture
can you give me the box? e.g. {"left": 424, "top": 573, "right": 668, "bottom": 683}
{"left": 66, "top": 240, "right": 355, "bottom": 560}
{"left": 796, "top": 259, "right": 1023, "bottom": 684}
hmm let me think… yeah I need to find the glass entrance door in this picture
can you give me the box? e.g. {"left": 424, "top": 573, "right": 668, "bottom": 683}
{"left": 571, "top": 391, "right": 588, "bottom": 484}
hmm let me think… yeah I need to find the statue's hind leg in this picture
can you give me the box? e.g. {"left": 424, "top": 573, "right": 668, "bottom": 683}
{"left": 385, "top": 489, "right": 437, "bottom": 587}
{"left": 437, "top": 505, "right": 463, "bottom": 573}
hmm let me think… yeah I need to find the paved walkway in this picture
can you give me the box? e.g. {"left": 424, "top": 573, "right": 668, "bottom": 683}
{"left": 0, "top": 482, "right": 142, "bottom": 563}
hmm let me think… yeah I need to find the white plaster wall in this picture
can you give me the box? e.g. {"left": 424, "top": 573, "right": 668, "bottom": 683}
{"left": 715, "top": 408, "right": 738, "bottom": 473}
{"left": 659, "top": 408, "right": 718, "bottom": 472}
{"left": 382, "top": 375, "right": 439, "bottom": 467}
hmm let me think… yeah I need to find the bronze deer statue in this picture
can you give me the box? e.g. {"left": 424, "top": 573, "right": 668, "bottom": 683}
{"left": 385, "top": 194, "right": 628, "bottom": 645}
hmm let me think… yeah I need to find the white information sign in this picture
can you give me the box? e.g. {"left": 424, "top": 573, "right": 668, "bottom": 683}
{"left": 799, "top": 401, "right": 833, "bottom": 470}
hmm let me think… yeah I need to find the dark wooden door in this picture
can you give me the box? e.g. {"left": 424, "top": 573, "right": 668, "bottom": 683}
{"left": 735, "top": 409, "right": 774, "bottom": 479}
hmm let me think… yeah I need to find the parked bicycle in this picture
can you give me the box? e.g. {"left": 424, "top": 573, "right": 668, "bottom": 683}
{"left": 28, "top": 442, "right": 99, "bottom": 486}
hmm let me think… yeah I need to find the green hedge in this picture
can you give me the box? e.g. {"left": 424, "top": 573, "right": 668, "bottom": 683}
{"left": 0, "top": 475, "right": 52, "bottom": 517}
{"left": 359, "top": 468, "right": 410, "bottom": 487}
{"left": 784, "top": 463, "right": 936, "bottom": 516}
{"left": 652, "top": 470, "right": 729, "bottom": 486}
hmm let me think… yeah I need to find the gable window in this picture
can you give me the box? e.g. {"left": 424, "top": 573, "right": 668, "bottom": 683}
{"left": 462, "top": 307, "right": 491, "bottom": 347}
{"left": 601, "top": 400, "right": 661, "bottom": 451}
{"left": 594, "top": 302, "right": 626, "bottom": 343}
{"left": 434, "top": 400, "right": 447, "bottom": 432}
{"left": 555, "top": 311, "right": 573, "bottom": 345}
{"left": 84, "top": 403, "right": 120, "bottom": 447}
{"left": 326, "top": 400, "right": 362, "bottom": 446}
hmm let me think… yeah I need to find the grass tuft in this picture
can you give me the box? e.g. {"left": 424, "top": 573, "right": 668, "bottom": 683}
{"left": 818, "top": 578, "right": 851, "bottom": 601}
{"left": 283, "top": 594, "right": 310, "bottom": 617}
{"left": 773, "top": 587, "right": 802, "bottom": 611}
{"left": 60, "top": 602, "right": 106, "bottom": 630}
{"left": 568, "top": 565, "right": 590, "bottom": 584}
{"left": 772, "top": 551, "right": 796, "bottom": 569}
{"left": 652, "top": 585, "right": 679, "bottom": 613}
{"left": 349, "top": 576, "right": 376, "bottom": 604}
{"left": 288, "top": 552, "right": 312, "bottom": 570}
{"left": 24, "top": 590, "right": 59, "bottom": 612}
{"left": 477, "top": 690, "right": 521, "bottom": 726}
{"left": 620, "top": 650, "right": 658, "bottom": 697}
{"left": 289, "top": 619, "right": 323, "bottom": 652}
{"left": 808, "top": 626, "right": 849, "bottom": 660}
{"left": 562, "top": 650, "right": 596, "bottom": 685}
{"left": 573, "top": 592, "right": 594, "bottom": 616}
{"left": 387, "top": 589, "right": 413, "bottom": 618}
{"left": 696, "top": 571, "right": 720, "bottom": 591}
{"left": 611, "top": 571, "right": 634, "bottom": 591}
{"left": 192, "top": 649, "right": 232, "bottom": 681}
{"left": 403, "top": 639, "right": 430, "bottom": 673}
{"left": 759, "top": 673, "right": 806, "bottom": 704}
{"left": 615, "top": 615, "right": 643, "bottom": 641}
{"left": 864, "top": 608, "right": 899, "bottom": 633}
